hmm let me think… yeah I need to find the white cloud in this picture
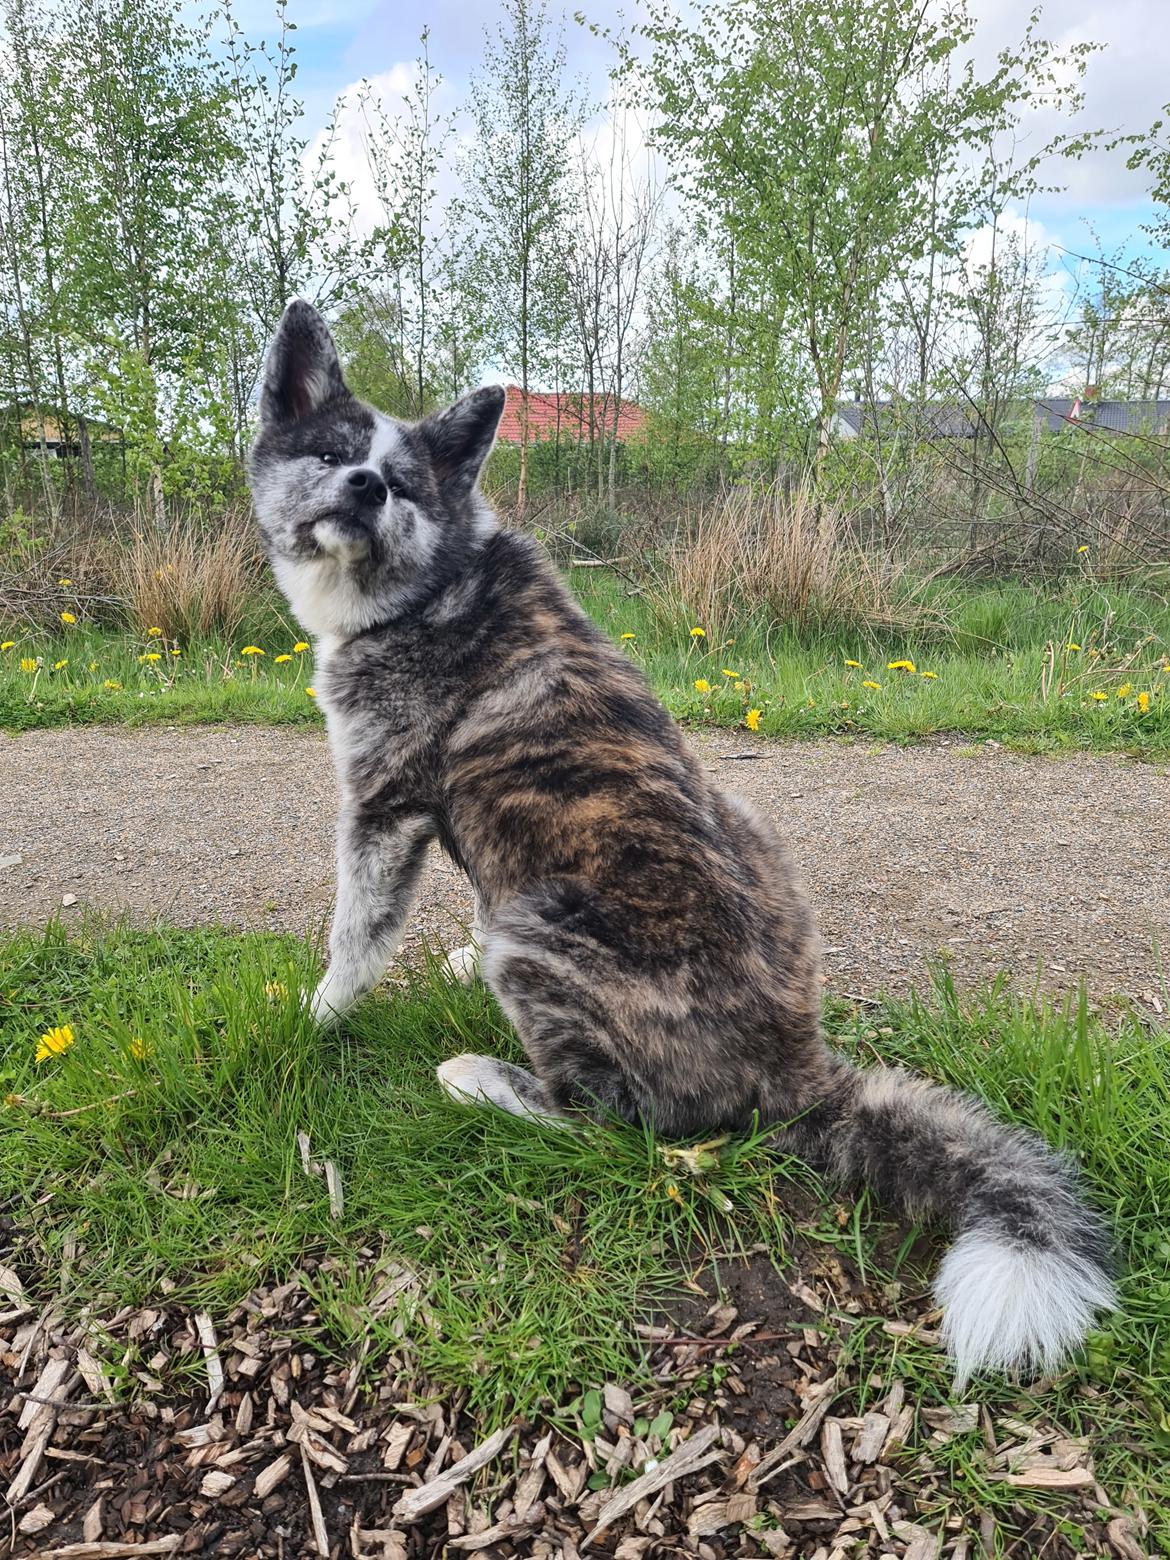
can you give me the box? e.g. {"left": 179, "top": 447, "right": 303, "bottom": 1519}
{"left": 303, "top": 63, "right": 463, "bottom": 242}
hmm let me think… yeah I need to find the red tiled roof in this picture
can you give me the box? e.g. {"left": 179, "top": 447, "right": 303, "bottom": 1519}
{"left": 496, "top": 386, "right": 647, "bottom": 445}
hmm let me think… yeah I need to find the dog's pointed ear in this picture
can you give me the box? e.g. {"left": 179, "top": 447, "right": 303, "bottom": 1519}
{"left": 260, "top": 300, "right": 348, "bottom": 425}
{"left": 417, "top": 386, "right": 506, "bottom": 493}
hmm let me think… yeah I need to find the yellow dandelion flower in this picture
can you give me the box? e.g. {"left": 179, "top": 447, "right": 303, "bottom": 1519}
{"left": 36, "top": 1024, "right": 74, "bottom": 1063}
{"left": 1090, "top": 691, "right": 1108, "bottom": 701}
{"left": 88, "top": 661, "right": 98, "bottom": 672}
{"left": 887, "top": 659, "right": 916, "bottom": 673}
{"left": 274, "top": 653, "right": 293, "bottom": 663}
{"left": 620, "top": 632, "right": 636, "bottom": 641}
{"left": 58, "top": 578, "right": 72, "bottom": 587}
{"left": 733, "top": 680, "right": 747, "bottom": 693}
{"left": 170, "top": 649, "right": 181, "bottom": 656}
{"left": 844, "top": 659, "right": 861, "bottom": 668}
{"left": 241, "top": 645, "right": 265, "bottom": 657}
{"left": 1076, "top": 545, "right": 1089, "bottom": 553}
{"left": 920, "top": 670, "right": 938, "bottom": 680}
{"left": 147, "top": 626, "right": 163, "bottom": 636}
{"left": 862, "top": 680, "right": 881, "bottom": 690}
{"left": 264, "top": 980, "right": 289, "bottom": 1001}
{"left": 694, "top": 678, "right": 711, "bottom": 693}
{"left": 721, "top": 669, "right": 740, "bottom": 679}
{"left": 1066, "top": 642, "right": 1081, "bottom": 651}
{"left": 20, "top": 656, "right": 38, "bottom": 673}
{"left": 103, "top": 679, "right": 122, "bottom": 691}
{"left": 1117, "top": 683, "right": 1132, "bottom": 700}
{"left": 128, "top": 1037, "right": 154, "bottom": 1061}
{"left": 745, "top": 708, "right": 761, "bottom": 731}
{"left": 689, "top": 627, "right": 705, "bottom": 638}
{"left": 53, "top": 659, "right": 68, "bottom": 671}
{"left": 60, "top": 610, "right": 76, "bottom": 624}
{"left": 1137, "top": 691, "right": 1151, "bottom": 714}
{"left": 305, "top": 686, "right": 317, "bottom": 698}
{"left": 294, "top": 641, "right": 310, "bottom": 653}
{"left": 1, "top": 641, "right": 14, "bottom": 651}
{"left": 144, "top": 652, "right": 162, "bottom": 662}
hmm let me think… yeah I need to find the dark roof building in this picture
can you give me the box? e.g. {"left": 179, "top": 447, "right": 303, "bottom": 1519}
{"left": 833, "top": 396, "right": 1170, "bottom": 441}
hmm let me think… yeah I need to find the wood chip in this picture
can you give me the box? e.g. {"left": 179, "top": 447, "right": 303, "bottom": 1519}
{"left": 820, "top": 1418, "right": 849, "bottom": 1496}
{"left": 547, "top": 1448, "right": 588, "bottom": 1504}
{"left": 194, "top": 1310, "right": 225, "bottom": 1415}
{"left": 0, "top": 1262, "right": 25, "bottom": 1304}
{"left": 603, "top": 1383, "right": 635, "bottom": 1424}
{"left": 588, "top": 1424, "right": 724, "bottom": 1540}
{"left": 382, "top": 1421, "right": 413, "bottom": 1471}
{"left": 447, "top": 1504, "right": 546, "bottom": 1550}
{"left": 199, "top": 1468, "right": 235, "bottom": 1497}
{"left": 851, "top": 1412, "right": 890, "bottom": 1464}
{"left": 902, "top": 1536, "right": 939, "bottom": 1560}
{"left": 41, "top": 1543, "right": 181, "bottom": 1558}
{"left": 18, "top": 1503, "right": 56, "bottom": 1535}
{"left": 1000, "top": 1466, "right": 1096, "bottom": 1489}
{"left": 300, "top": 1444, "right": 330, "bottom": 1558}
{"left": 1106, "top": 1516, "right": 1148, "bottom": 1560}
{"left": 513, "top": 1430, "right": 551, "bottom": 1520}
{"left": 749, "top": 1376, "right": 840, "bottom": 1490}
{"left": 686, "top": 1492, "right": 757, "bottom": 1536}
{"left": 392, "top": 1422, "right": 517, "bottom": 1522}
{"left": 324, "top": 1159, "right": 344, "bottom": 1220}
{"left": 254, "top": 1452, "right": 295, "bottom": 1499}
{"left": 17, "top": 1356, "right": 73, "bottom": 1430}
{"left": 83, "top": 1498, "right": 103, "bottom": 1543}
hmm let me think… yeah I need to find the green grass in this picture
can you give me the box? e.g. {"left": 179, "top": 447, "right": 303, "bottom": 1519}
{"left": 1, "top": 921, "right": 1167, "bottom": 1547}
{"left": 3, "top": 572, "right": 1170, "bottom": 750}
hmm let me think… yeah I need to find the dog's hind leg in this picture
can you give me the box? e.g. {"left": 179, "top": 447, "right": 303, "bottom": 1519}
{"left": 312, "top": 809, "right": 434, "bottom": 1025}
{"left": 436, "top": 1052, "right": 566, "bottom": 1121}
{"left": 445, "top": 890, "right": 487, "bottom": 986}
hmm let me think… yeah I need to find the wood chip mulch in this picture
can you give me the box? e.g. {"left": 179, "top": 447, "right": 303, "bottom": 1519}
{"left": 0, "top": 1245, "right": 1152, "bottom": 1560}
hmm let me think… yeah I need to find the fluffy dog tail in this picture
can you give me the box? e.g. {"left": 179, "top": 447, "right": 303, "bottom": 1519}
{"left": 784, "top": 1061, "right": 1116, "bottom": 1386}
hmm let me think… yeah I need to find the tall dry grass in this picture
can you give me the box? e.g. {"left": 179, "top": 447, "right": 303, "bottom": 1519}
{"left": 99, "top": 505, "right": 265, "bottom": 640}
{"left": 647, "top": 482, "right": 951, "bottom": 641}
{"left": 1, "top": 501, "right": 266, "bottom": 639}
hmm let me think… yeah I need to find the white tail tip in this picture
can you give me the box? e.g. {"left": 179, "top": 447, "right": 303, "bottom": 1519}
{"left": 935, "top": 1230, "right": 1116, "bottom": 1388}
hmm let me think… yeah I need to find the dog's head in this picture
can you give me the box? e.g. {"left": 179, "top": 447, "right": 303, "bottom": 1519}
{"left": 247, "top": 299, "right": 504, "bottom": 637}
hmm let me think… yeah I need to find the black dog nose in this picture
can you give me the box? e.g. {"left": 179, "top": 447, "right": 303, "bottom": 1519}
{"left": 346, "top": 467, "right": 388, "bottom": 506}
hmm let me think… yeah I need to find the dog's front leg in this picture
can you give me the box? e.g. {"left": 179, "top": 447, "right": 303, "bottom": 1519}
{"left": 311, "top": 809, "right": 434, "bottom": 1025}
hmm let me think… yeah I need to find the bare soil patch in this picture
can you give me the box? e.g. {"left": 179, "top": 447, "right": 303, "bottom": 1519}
{"left": 2, "top": 725, "right": 1167, "bottom": 1004}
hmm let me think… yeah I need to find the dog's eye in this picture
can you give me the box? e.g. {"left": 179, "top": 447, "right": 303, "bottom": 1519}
{"left": 387, "top": 475, "right": 412, "bottom": 501}
{"left": 319, "top": 452, "right": 340, "bottom": 467}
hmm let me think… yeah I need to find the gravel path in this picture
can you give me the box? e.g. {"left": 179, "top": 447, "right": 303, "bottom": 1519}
{"left": 2, "top": 724, "right": 1167, "bottom": 1004}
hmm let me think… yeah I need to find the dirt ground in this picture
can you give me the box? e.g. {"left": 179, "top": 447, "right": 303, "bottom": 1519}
{"left": 2, "top": 724, "right": 1168, "bottom": 1005}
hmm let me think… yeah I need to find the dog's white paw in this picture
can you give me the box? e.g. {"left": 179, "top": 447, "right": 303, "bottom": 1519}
{"left": 445, "top": 942, "right": 480, "bottom": 985}
{"left": 310, "top": 975, "right": 346, "bottom": 1027}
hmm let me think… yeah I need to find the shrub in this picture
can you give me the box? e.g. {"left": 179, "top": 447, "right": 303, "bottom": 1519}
{"left": 646, "top": 481, "right": 951, "bottom": 640}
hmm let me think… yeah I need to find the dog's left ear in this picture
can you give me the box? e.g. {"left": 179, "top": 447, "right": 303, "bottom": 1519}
{"left": 260, "top": 299, "right": 348, "bottom": 425}
{"left": 418, "top": 386, "right": 506, "bottom": 493}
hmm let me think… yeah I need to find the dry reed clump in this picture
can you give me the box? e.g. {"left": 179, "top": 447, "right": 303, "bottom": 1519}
{"left": 98, "top": 505, "right": 265, "bottom": 641}
{"left": 648, "top": 483, "right": 951, "bottom": 641}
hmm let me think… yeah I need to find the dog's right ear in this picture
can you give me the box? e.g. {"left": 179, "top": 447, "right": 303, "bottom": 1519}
{"left": 260, "top": 300, "right": 348, "bottom": 425}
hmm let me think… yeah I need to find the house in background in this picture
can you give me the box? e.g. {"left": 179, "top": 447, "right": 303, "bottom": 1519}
{"left": 833, "top": 392, "right": 1170, "bottom": 442}
{"left": 495, "top": 385, "right": 648, "bottom": 446}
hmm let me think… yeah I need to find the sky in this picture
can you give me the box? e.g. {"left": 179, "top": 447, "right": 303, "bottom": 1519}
{"left": 209, "top": 0, "right": 1169, "bottom": 396}
{"left": 221, "top": 0, "right": 1169, "bottom": 263}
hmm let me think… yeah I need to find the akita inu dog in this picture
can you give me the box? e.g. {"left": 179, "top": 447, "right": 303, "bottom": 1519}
{"left": 248, "top": 300, "right": 1114, "bottom": 1386}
